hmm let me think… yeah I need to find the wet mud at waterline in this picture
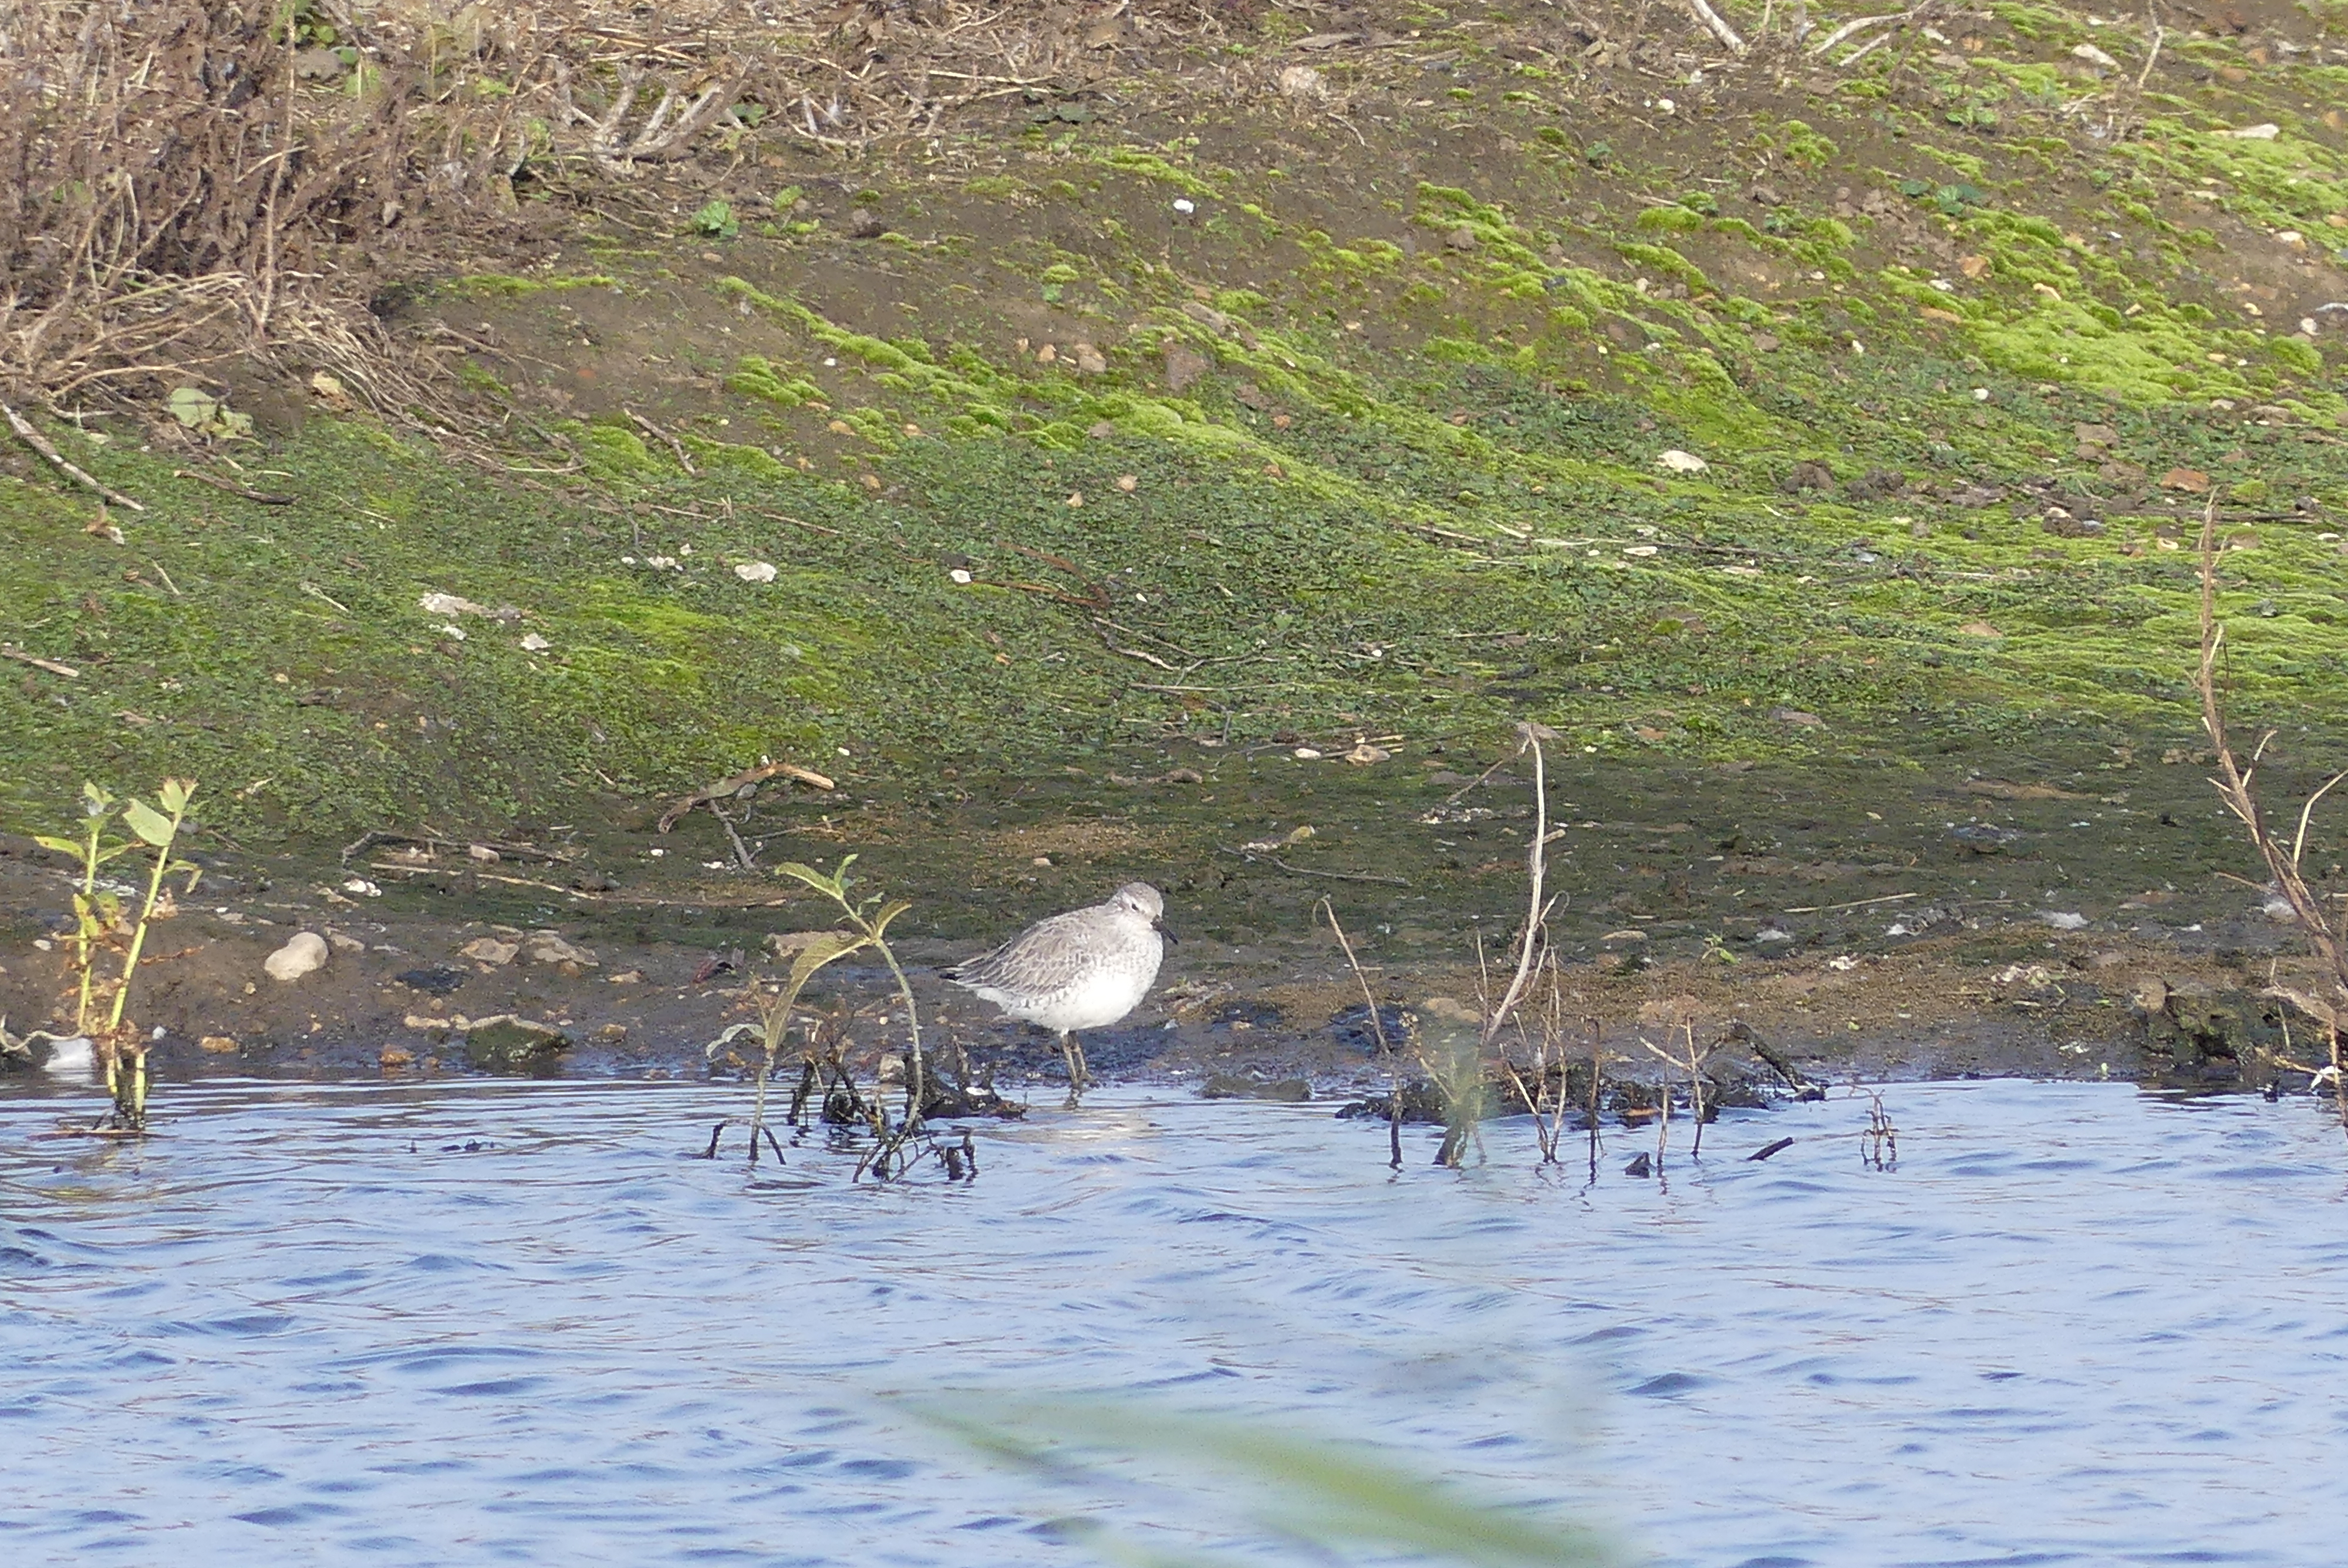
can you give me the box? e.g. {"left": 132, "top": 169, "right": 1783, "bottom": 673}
{"left": 4, "top": 739, "right": 2344, "bottom": 1101}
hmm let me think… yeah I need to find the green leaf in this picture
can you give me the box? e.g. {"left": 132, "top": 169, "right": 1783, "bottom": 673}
{"left": 31, "top": 834, "right": 83, "bottom": 856}
{"left": 703, "top": 1020, "right": 765, "bottom": 1058}
{"left": 157, "top": 778, "right": 195, "bottom": 814}
{"left": 166, "top": 386, "right": 218, "bottom": 428}
{"left": 690, "top": 199, "right": 738, "bottom": 239}
{"left": 777, "top": 854, "right": 856, "bottom": 900}
{"left": 122, "top": 799, "right": 175, "bottom": 847}
{"left": 783, "top": 930, "right": 868, "bottom": 999}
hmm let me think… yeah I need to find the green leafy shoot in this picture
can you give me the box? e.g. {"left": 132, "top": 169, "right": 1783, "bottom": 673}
{"left": 31, "top": 778, "right": 200, "bottom": 1128}
{"left": 704, "top": 924, "right": 869, "bottom": 1163}
{"left": 776, "top": 855, "right": 927, "bottom": 1127}
{"left": 690, "top": 199, "right": 739, "bottom": 239}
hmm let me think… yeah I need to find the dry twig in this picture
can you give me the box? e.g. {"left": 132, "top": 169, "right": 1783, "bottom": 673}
{"left": 2196, "top": 501, "right": 2348, "bottom": 1128}
{"left": 3, "top": 402, "right": 144, "bottom": 511}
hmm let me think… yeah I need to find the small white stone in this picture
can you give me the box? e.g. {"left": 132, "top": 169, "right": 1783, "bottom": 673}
{"left": 2040, "top": 911, "right": 2089, "bottom": 931}
{"left": 41, "top": 1036, "right": 95, "bottom": 1077}
{"left": 1276, "top": 65, "right": 1327, "bottom": 100}
{"left": 734, "top": 560, "right": 778, "bottom": 583}
{"left": 264, "top": 931, "right": 329, "bottom": 982}
{"left": 519, "top": 633, "right": 551, "bottom": 651}
{"left": 1655, "top": 449, "right": 1708, "bottom": 473}
{"left": 949, "top": 567, "right": 973, "bottom": 584}
{"left": 1173, "top": 198, "right": 1196, "bottom": 215}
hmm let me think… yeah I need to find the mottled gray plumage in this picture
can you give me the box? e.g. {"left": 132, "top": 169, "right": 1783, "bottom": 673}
{"left": 944, "top": 882, "right": 1172, "bottom": 1096}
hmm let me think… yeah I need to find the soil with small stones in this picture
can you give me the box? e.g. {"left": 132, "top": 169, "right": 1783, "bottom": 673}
{"left": 0, "top": 795, "right": 2317, "bottom": 1110}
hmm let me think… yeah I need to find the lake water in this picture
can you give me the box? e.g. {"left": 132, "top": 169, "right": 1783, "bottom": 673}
{"left": 3, "top": 1077, "right": 2343, "bottom": 1567}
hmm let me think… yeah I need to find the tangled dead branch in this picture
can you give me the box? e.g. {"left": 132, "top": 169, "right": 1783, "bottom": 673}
{"left": 2196, "top": 503, "right": 2348, "bottom": 1129}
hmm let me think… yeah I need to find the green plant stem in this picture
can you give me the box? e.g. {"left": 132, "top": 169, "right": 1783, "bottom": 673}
{"left": 106, "top": 795, "right": 188, "bottom": 1036}
{"left": 874, "top": 944, "right": 926, "bottom": 1128}
{"left": 73, "top": 815, "right": 104, "bottom": 1035}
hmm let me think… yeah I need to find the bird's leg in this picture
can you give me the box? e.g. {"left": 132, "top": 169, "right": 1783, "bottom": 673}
{"left": 1060, "top": 1031, "right": 1089, "bottom": 1104}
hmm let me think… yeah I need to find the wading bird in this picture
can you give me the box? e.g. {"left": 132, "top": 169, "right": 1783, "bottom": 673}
{"left": 943, "top": 882, "right": 1174, "bottom": 1100}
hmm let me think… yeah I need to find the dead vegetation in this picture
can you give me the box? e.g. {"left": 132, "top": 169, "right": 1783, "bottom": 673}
{"left": 0, "top": 0, "right": 1247, "bottom": 433}
{"left": 0, "top": 0, "right": 2027, "bottom": 437}
{"left": 2195, "top": 505, "right": 2348, "bottom": 1131}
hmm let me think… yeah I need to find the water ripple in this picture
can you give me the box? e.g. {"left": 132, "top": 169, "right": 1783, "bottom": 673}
{"left": 0, "top": 1077, "right": 2340, "bottom": 1566}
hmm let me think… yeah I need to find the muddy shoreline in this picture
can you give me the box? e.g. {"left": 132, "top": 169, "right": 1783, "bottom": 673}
{"left": 1, "top": 799, "right": 2314, "bottom": 1110}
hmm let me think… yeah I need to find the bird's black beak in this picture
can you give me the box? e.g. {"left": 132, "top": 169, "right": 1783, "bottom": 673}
{"left": 1154, "top": 916, "right": 1178, "bottom": 945}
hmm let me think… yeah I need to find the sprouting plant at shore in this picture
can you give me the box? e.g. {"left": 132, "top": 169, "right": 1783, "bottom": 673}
{"left": 702, "top": 854, "right": 962, "bottom": 1178}
{"left": 776, "top": 856, "right": 930, "bottom": 1129}
{"left": 700, "top": 936, "right": 858, "bottom": 1166}
{"left": 30, "top": 778, "right": 200, "bottom": 1130}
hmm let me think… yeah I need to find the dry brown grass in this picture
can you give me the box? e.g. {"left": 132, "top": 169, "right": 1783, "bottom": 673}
{"left": 0, "top": 0, "right": 1243, "bottom": 423}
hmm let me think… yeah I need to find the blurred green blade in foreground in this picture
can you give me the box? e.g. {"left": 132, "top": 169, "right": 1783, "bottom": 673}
{"left": 914, "top": 1395, "right": 1625, "bottom": 1568}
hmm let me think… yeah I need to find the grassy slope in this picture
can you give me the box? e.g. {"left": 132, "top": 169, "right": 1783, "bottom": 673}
{"left": 2, "top": 1, "right": 2344, "bottom": 852}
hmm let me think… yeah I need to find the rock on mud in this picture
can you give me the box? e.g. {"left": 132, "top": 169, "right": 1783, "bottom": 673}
{"left": 264, "top": 931, "right": 329, "bottom": 982}
{"left": 464, "top": 1015, "right": 571, "bottom": 1071}
{"left": 519, "top": 931, "right": 598, "bottom": 967}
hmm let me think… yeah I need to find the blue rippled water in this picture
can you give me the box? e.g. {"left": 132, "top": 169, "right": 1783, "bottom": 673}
{"left": 2, "top": 1077, "right": 2343, "bottom": 1566}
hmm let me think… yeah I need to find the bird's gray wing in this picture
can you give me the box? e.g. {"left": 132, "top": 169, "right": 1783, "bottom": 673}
{"left": 944, "top": 908, "right": 1113, "bottom": 995}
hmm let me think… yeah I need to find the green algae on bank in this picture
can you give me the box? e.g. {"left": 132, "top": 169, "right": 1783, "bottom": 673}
{"left": 4, "top": 0, "right": 2346, "bottom": 853}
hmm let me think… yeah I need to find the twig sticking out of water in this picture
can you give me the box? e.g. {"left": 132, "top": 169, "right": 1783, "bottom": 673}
{"left": 1859, "top": 1089, "right": 1898, "bottom": 1170}
{"left": 1321, "top": 897, "right": 1404, "bottom": 1170}
{"left": 1496, "top": 955, "right": 1588, "bottom": 1165}
{"left": 1730, "top": 1019, "right": 1826, "bottom": 1102}
{"left": 1479, "top": 724, "right": 1560, "bottom": 1059}
{"left": 2196, "top": 502, "right": 2348, "bottom": 1134}
{"left": 1637, "top": 1023, "right": 1718, "bottom": 1168}
{"left": 1587, "top": 1016, "right": 1605, "bottom": 1183}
